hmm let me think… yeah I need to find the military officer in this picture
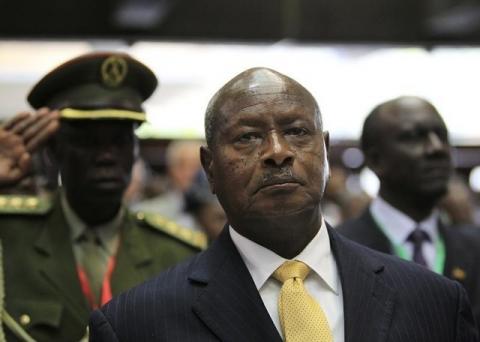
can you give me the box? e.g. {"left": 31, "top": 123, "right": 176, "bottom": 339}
{"left": 0, "top": 52, "right": 206, "bottom": 341}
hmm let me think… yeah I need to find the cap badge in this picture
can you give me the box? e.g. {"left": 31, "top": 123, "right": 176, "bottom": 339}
{"left": 101, "top": 56, "right": 128, "bottom": 87}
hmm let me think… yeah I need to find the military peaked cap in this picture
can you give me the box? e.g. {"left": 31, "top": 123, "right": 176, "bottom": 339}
{"left": 27, "top": 52, "right": 158, "bottom": 122}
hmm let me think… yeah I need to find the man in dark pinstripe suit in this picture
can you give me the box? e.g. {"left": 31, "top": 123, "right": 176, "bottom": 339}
{"left": 337, "top": 96, "right": 480, "bottom": 329}
{"left": 89, "top": 68, "right": 478, "bottom": 341}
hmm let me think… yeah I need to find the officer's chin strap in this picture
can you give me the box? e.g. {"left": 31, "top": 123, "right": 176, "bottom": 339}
{"left": 0, "top": 240, "right": 37, "bottom": 342}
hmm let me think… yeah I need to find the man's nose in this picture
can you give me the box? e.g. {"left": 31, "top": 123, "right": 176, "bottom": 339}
{"left": 262, "top": 132, "right": 294, "bottom": 167}
{"left": 95, "top": 145, "right": 117, "bottom": 164}
{"left": 425, "top": 132, "right": 447, "bottom": 155}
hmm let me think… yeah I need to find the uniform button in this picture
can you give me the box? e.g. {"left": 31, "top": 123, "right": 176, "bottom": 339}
{"left": 136, "top": 212, "right": 145, "bottom": 220}
{"left": 19, "top": 314, "right": 31, "bottom": 326}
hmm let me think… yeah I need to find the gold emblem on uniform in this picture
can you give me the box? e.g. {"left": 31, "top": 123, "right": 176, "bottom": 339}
{"left": 101, "top": 56, "right": 128, "bottom": 88}
{"left": 451, "top": 267, "right": 466, "bottom": 281}
{"left": 9, "top": 197, "right": 22, "bottom": 208}
{"left": 25, "top": 197, "right": 39, "bottom": 208}
{"left": 166, "top": 221, "right": 178, "bottom": 233}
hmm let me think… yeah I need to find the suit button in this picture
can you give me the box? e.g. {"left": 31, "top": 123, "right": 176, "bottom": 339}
{"left": 19, "top": 314, "right": 31, "bottom": 326}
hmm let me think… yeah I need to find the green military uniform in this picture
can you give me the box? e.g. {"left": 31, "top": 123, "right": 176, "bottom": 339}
{"left": 0, "top": 52, "right": 207, "bottom": 341}
{"left": 0, "top": 193, "right": 205, "bottom": 341}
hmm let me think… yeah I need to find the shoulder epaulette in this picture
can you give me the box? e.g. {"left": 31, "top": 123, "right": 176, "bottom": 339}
{"left": 0, "top": 194, "right": 53, "bottom": 215}
{"left": 135, "top": 211, "right": 207, "bottom": 250}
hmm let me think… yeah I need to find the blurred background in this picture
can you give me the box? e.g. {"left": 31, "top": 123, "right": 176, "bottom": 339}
{"left": 3, "top": 0, "right": 480, "bottom": 233}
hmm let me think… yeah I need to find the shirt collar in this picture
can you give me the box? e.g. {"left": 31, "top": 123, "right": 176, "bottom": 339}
{"left": 60, "top": 190, "right": 124, "bottom": 255}
{"left": 370, "top": 196, "right": 439, "bottom": 245}
{"left": 229, "top": 220, "right": 339, "bottom": 295}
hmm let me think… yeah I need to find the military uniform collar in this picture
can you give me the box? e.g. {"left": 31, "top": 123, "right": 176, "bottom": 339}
{"left": 60, "top": 189, "right": 124, "bottom": 255}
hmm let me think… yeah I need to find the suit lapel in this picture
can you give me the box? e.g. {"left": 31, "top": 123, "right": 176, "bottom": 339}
{"left": 329, "top": 226, "right": 396, "bottom": 342}
{"left": 33, "top": 203, "right": 90, "bottom": 324}
{"left": 359, "top": 210, "right": 393, "bottom": 254}
{"left": 189, "top": 227, "right": 282, "bottom": 342}
{"left": 440, "top": 223, "right": 474, "bottom": 283}
{"left": 189, "top": 224, "right": 397, "bottom": 342}
{"left": 111, "top": 213, "right": 154, "bottom": 294}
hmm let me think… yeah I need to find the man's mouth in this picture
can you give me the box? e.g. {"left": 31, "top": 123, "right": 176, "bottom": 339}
{"left": 421, "top": 161, "right": 451, "bottom": 175}
{"left": 90, "top": 172, "right": 125, "bottom": 188}
{"left": 92, "top": 174, "right": 122, "bottom": 182}
{"left": 255, "top": 177, "right": 302, "bottom": 194}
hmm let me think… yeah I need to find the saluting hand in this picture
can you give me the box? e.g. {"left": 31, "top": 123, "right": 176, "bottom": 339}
{"left": 0, "top": 108, "right": 60, "bottom": 186}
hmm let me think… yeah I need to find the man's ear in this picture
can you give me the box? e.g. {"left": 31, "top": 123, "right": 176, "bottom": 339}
{"left": 200, "top": 146, "right": 215, "bottom": 194}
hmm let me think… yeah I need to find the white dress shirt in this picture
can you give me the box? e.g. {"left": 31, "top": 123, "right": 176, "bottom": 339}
{"left": 370, "top": 196, "right": 440, "bottom": 270}
{"left": 230, "top": 221, "right": 344, "bottom": 341}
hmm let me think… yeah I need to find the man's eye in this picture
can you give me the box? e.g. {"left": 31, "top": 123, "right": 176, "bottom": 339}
{"left": 70, "top": 137, "right": 93, "bottom": 147}
{"left": 115, "top": 135, "right": 133, "bottom": 146}
{"left": 399, "top": 130, "right": 421, "bottom": 141}
{"left": 238, "top": 132, "right": 261, "bottom": 142}
{"left": 285, "top": 127, "right": 308, "bottom": 136}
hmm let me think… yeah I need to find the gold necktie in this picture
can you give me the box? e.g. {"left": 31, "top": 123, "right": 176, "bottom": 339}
{"left": 273, "top": 260, "right": 333, "bottom": 342}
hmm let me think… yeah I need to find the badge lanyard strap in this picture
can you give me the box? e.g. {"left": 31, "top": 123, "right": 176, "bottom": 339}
{"left": 372, "top": 216, "right": 446, "bottom": 274}
{"left": 77, "top": 235, "right": 121, "bottom": 309}
{"left": 77, "top": 255, "right": 116, "bottom": 309}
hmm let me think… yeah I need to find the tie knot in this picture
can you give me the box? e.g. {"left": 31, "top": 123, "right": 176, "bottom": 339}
{"left": 273, "top": 260, "right": 310, "bottom": 283}
{"left": 79, "top": 229, "right": 102, "bottom": 246}
{"left": 407, "top": 228, "right": 430, "bottom": 244}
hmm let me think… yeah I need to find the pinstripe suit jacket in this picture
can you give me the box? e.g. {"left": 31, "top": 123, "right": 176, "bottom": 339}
{"left": 336, "top": 208, "right": 480, "bottom": 330}
{"left": 89, "top": 225, "right": 479, "bottom": 342}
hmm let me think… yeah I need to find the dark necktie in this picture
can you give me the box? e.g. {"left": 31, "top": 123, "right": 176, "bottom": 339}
{"left": 407, "top": 228, "right": 430, "bottom": 267}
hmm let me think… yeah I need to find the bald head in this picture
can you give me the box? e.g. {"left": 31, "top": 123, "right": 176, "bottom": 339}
{"left": 361, "top": 96, "right": 443, "bottom": 152}
{"left": 205, "top": 67, "right": 322, "bottom": 147}
{"left": 360, "top": 96, "right": 451, "bottom": 216}
{"left": 200, "top": 67, "right": 329, "bottom": 258}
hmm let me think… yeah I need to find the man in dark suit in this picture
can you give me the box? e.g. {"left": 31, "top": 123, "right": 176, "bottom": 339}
{"left": 337, "top": 96, "right": 480, "bottom": 327}
{"left": 89, "top": 69, "right": 478, "bottom": 341}
{"left": 0, "top": 52, "right": 206, "bottom": 341}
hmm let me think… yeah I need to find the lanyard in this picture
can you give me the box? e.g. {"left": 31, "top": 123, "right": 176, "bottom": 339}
{"left": 77, "top": 255, "right": 116, "bottom": 309}
{"left": 372, "top": 216, "right": 446, "bottom": 274}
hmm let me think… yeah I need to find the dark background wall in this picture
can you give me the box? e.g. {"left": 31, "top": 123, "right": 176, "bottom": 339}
{"left": 2, "top": 0, "right": 480, "bottom": 43}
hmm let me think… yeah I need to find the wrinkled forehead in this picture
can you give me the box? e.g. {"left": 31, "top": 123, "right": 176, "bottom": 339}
{"left": 218, "top": 70, "right": 315, "bottom": 114}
